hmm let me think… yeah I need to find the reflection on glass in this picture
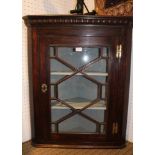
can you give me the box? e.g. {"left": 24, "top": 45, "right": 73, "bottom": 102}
{"left": 82, "top": 54, "right": 89, "bottom": 62}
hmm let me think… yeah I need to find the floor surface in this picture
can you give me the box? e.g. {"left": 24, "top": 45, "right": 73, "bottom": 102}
{"left": 22, "top": 141, "right": 133, "bottom": 155}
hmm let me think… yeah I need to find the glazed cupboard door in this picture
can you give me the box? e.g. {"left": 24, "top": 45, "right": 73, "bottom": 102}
{"left": 36, "top": 34, "right": 124, "bottom": 145}
{"left": 49, "top": 47, "right": 108, "bottom": 135}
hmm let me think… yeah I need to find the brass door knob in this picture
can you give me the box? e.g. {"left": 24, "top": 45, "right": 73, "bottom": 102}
{"left": 41, "top": 84, "right": 48, "bottom": 93}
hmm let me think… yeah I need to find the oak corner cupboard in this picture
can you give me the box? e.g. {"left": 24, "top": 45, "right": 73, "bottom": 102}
{"left": 23, "top": 15, "right": 132, "bottom": 148}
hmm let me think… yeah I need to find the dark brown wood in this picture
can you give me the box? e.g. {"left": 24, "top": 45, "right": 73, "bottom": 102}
{"left": 23, "top": 140, "right": 133, "bottom": 151}
{"left": 33, "top": 141, "right": 126, "bottom": 149}
{"left": 27, "top": 27, "right": 35, "bottom": 140}
{"left": 23, "top": 15, "right": 132, "bottom": 148}
{"left": 54, "top": 85, "right": 58, "bottom": 98}
{"left": 23, "top": 15, "right": 132, "bottom": 26}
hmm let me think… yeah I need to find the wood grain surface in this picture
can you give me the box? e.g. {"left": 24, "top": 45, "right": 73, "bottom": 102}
{"left": 23, "top": 140, "right": 133, "bottom": 155}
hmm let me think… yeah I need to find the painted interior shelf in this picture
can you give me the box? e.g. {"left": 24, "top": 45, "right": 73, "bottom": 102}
{"left": 50, "top": 72, "right": 108, "bottom": 76}
{"left": 51, "top": 97, "right": 107, "bottom": 110}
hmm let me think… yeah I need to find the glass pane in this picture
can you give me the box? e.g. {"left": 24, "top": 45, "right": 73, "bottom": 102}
{"left": 50, "top": 74, "right": 65, "bottom": 83}
{"left": 82, "top": 108, "right": 105, "bottom": 122}
{"left": 50, "top": 59, "right": 72, "bottom": 72}
{"left": 102, "top": 86, "right": 106, "bottom": 99}
{"left": 59, "top": 114, "right": 96, "bottom": 133}
{"left": 84, "top": 59, "right": 107, "bottom": 73}
{"left": 50, "top": 47, "right": 54, "bottom": 57}
{"left": 50, "top": 85, "right": 55, "bottom": 98}
{"left": 91, "top": 100, "right": 106, "bottom": 108}
{"left": 102, "top": 47, "right": 109, "bottom": 57}
{"left": 58, "top": 47, "right": 98, "bottom": 68}
{"left": 51, "top": 100, "right": 71, "bottom": 122}
{"left": 49, "top": 46, "right": 109, "bottom": 134}
{"left": 100, "top": 124, "right": 105, "bottom": 134}
{"left": 58, "top": 76, "right": 97, "bottom": 106}
{"left": 86, "top": 75, "right": 107, "bottom": 83}
{"left": 51, "top": 124, "right": 56, "bottom": 133}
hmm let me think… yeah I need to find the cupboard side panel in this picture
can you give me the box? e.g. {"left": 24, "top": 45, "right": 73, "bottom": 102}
{"left": 31, "top": 29, "right": 42, "bottom": 142}
{"left": 27, "top": 27, "right": 34, "bottom": 140}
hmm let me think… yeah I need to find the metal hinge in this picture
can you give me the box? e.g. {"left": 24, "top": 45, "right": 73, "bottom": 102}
{"left": 112, "top": 122, "right": 118, "bottom": 134}
{"left": 116, "top": 44, "right": 122, "bottom": 59}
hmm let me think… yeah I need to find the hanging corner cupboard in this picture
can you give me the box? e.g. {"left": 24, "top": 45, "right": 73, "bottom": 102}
{"left": 23, "top": 15, "right": 132, "bottom": 148}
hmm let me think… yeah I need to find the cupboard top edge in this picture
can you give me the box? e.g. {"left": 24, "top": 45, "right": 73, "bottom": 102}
{"left": 23, "top": 15, "right": 133, "bottom": 27}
